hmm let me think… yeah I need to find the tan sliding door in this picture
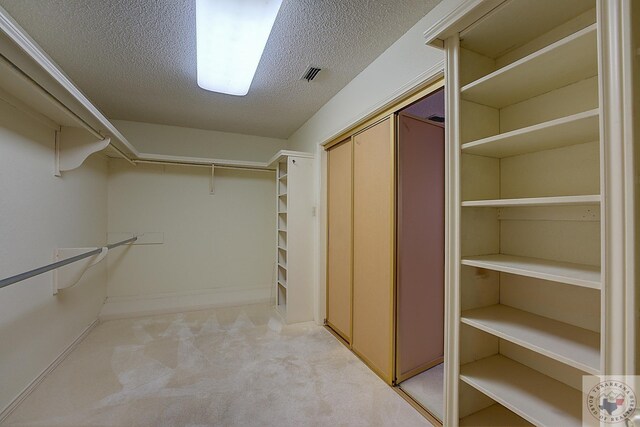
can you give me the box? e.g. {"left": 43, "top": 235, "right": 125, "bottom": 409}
{"left": 352, "top": 117, "right": 395, "bottom": 384}
{"left": 327, "top": 139, "right": 353, "bottom": 342}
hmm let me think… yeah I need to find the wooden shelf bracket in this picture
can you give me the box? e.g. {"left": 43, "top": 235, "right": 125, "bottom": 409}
{"left": 54, "top": 126, "right": 111, "bottom": 176}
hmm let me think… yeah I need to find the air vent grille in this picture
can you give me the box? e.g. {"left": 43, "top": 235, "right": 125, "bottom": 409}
{"left": 302, "top": 66, "right": 322, "bottom": 82}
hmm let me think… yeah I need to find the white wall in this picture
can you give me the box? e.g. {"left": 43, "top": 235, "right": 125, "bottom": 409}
{"left": 0, "top": 101, "right": 108, "bottom": 414}
{"left": 113, "top": 120, "right": 287, "bottom": 162}
{"left": 103, "top": 159, "right": 277, "bottom": 318}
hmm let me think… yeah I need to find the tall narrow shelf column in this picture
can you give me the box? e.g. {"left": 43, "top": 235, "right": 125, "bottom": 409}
{"left": 424, "top": 0, "right": 638, "bottom": 425}
{"left": 269, "top": 151, "right": 314, "bottom": 324}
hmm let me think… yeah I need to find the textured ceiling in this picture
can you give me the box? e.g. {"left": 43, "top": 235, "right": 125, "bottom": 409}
{"left": 0, "top": 0, "right": 440, "bottom": 139}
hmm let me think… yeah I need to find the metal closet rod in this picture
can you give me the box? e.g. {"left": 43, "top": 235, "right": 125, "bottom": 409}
{"left": 132, "top": 159, "right": 275, "bottom": 172}
{"left": 0, "top": 236, "right": 137, "bottom": 290}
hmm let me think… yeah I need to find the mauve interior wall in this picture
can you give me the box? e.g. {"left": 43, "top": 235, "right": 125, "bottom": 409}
{"left": 396, "top": 113, "right": 444, "bottom": 378}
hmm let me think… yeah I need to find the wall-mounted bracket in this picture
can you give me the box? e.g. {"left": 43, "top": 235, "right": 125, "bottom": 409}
{"left": 54, "top": 126, "right": 110, "bottom": 176}
{"left": 209, "top": 164, "right": 215, "bottom": 195}
{"left": 53, "top": 247, "right": 107, "bottom": 294}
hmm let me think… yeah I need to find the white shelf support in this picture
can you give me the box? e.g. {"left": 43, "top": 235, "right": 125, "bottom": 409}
{"left": 52, "top": 247, "right": 107, "bottom": 294}
{"left": 598, "top": 0, "right": 637, "bottom": 375}
{"left": 54, "top": 126, "right": 110, "bottom": 176}
{"left": 209, "top": 164, "right": 215, "bottom": 195}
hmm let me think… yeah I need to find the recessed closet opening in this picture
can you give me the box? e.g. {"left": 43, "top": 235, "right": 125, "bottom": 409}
{"left": 324, "top": 81, "right": 446, "bottom": 425}
{"left": 395, "top": 87, "right": 445, "bottom": 423}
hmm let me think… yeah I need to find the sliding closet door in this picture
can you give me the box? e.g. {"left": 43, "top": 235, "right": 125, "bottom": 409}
{"left": 352, "top": 117, "right": 395, "bottom": 383}
{"left": 327, "top": 139, "right": 353, "bottom": 342}
{"left": 396, "top": 113, "right": 444, "bottom": 381}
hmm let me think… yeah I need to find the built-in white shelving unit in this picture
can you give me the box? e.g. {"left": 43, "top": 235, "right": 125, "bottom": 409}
{"left": 420, "top": 0, "right": 640, "bottom": 424}
{"left": 269, "top": 151, "right": 315, "bottom": 323}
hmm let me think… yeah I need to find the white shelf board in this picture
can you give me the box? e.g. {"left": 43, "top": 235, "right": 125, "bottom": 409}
{"left": 277, "top": 280, "right": 287, "bottom": 289}
{"left": 278, "top": 192, "right": 287, "bottom": 197}
{"left": 267, "top": 150, "right": 315, "bottom": 169}
{"left": 278, "top": 211, "right": 287, "bottom": 215}
{"left": 461, "top": 304, "right": 600, "bottom": 374}
{"left": 461, "top": 24, "right": 597, "bottom": 108}
{"left": 459, "top": 0, "right": 595, "bottom": 59}
{"left": 278, "top": 228, "right": 287, "bottom": 233}
{"left": 461, "top": 109, "right": 599, "bottom": 158}
{"left": 279, "top": 174, "right": 288, "bottom": 180}
{"left": 461, "top": 254, "right": 600, "bottom": 289}
{"left": 460, "top": 355, "right": 582, "bottom": 427}
{"left": 460, "top": 404, "right": 532, "bottom": 426}
{"left": 462, "top": 194, "right": 600, "bottom": 208}
{"left": 277, "top": 245, "right": 287, "bottom": 251}
{"left": 278, "top": 263, "right": 287, "bottom": 270}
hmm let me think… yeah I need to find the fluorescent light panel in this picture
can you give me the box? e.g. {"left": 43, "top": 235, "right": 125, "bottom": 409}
{"left": 196, "top": 0, "right": 283, "bottom": 96}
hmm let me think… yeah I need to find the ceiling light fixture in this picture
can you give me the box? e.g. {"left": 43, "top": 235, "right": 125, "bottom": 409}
{"left": 196, "top": 0, "right": 283, "bottom": 96}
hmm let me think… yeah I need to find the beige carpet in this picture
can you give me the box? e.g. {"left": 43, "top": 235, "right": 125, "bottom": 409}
{"left": 399, "top": 363, "right": 444, "bottom": 422}
{"left": 4, "top": 303, "right": 430, "bottom": 427}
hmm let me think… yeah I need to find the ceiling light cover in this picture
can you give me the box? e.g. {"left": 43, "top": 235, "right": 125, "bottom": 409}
{"left": 196, "top": 0, "right": 283, "bottom": 96}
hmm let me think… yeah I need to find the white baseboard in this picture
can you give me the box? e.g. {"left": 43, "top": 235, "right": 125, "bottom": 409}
{"left": 0, "top": 319, "right": 99, "bottom": 424}
{"left": 99, "top": 286, "right": 273, "bottom": 321}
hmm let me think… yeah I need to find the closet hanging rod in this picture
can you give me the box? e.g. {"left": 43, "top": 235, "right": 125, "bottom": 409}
{"left": 0, "top": 236, "right": 137, "bottom": 290}
{"left": 132, "top": 159, "right": 275, "bottom": 172}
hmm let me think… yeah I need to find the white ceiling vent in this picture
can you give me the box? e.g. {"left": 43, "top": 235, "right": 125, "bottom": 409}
{"left": 301, "top": 66, "right": 322, "bottom": 82}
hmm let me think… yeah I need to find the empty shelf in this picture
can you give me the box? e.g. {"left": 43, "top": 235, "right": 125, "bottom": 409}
{"left": 460, "top": 355, "right": 582, "bottom": 427}
{"left": 461, "top": 304, "right": 600, "bottom": 374}
{"left": 461, "top": 109, "right": 599, "bottom": 158}
{"left": 461, "top": 25, "right": 597, "bottom": 108}
{"left": 460, "top": 404, "right": 532, "bottom": 426}
{"left": 459, "top": 0, "right": 595, "bottom": 60}
{"left": 461, "top": 254, "right": 600, "bottom": 289}
{"left": 462, "top": 194, "right": 600, "bottom": 207}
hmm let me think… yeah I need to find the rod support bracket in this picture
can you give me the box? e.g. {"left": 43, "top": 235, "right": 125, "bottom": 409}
{"left": 52, "top": 247, "right": 107, "bottom": 294}
{"left": 209, "top": 164, "right": 215, "bottom": 195}
{"left": 55, "top": 126, "right": 110, "bottom": 176}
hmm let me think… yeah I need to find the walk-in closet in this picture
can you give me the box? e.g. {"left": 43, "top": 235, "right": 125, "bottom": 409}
{"left": 0, "top": 0, "right": 637, "bottom": 426}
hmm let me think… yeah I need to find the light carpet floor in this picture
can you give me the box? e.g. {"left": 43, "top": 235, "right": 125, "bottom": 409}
{"left": 4, "top": 303, "right": 430, "bottom": 427}
{"left": 398, "top": 363, "right": 444, "bottom": 422}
